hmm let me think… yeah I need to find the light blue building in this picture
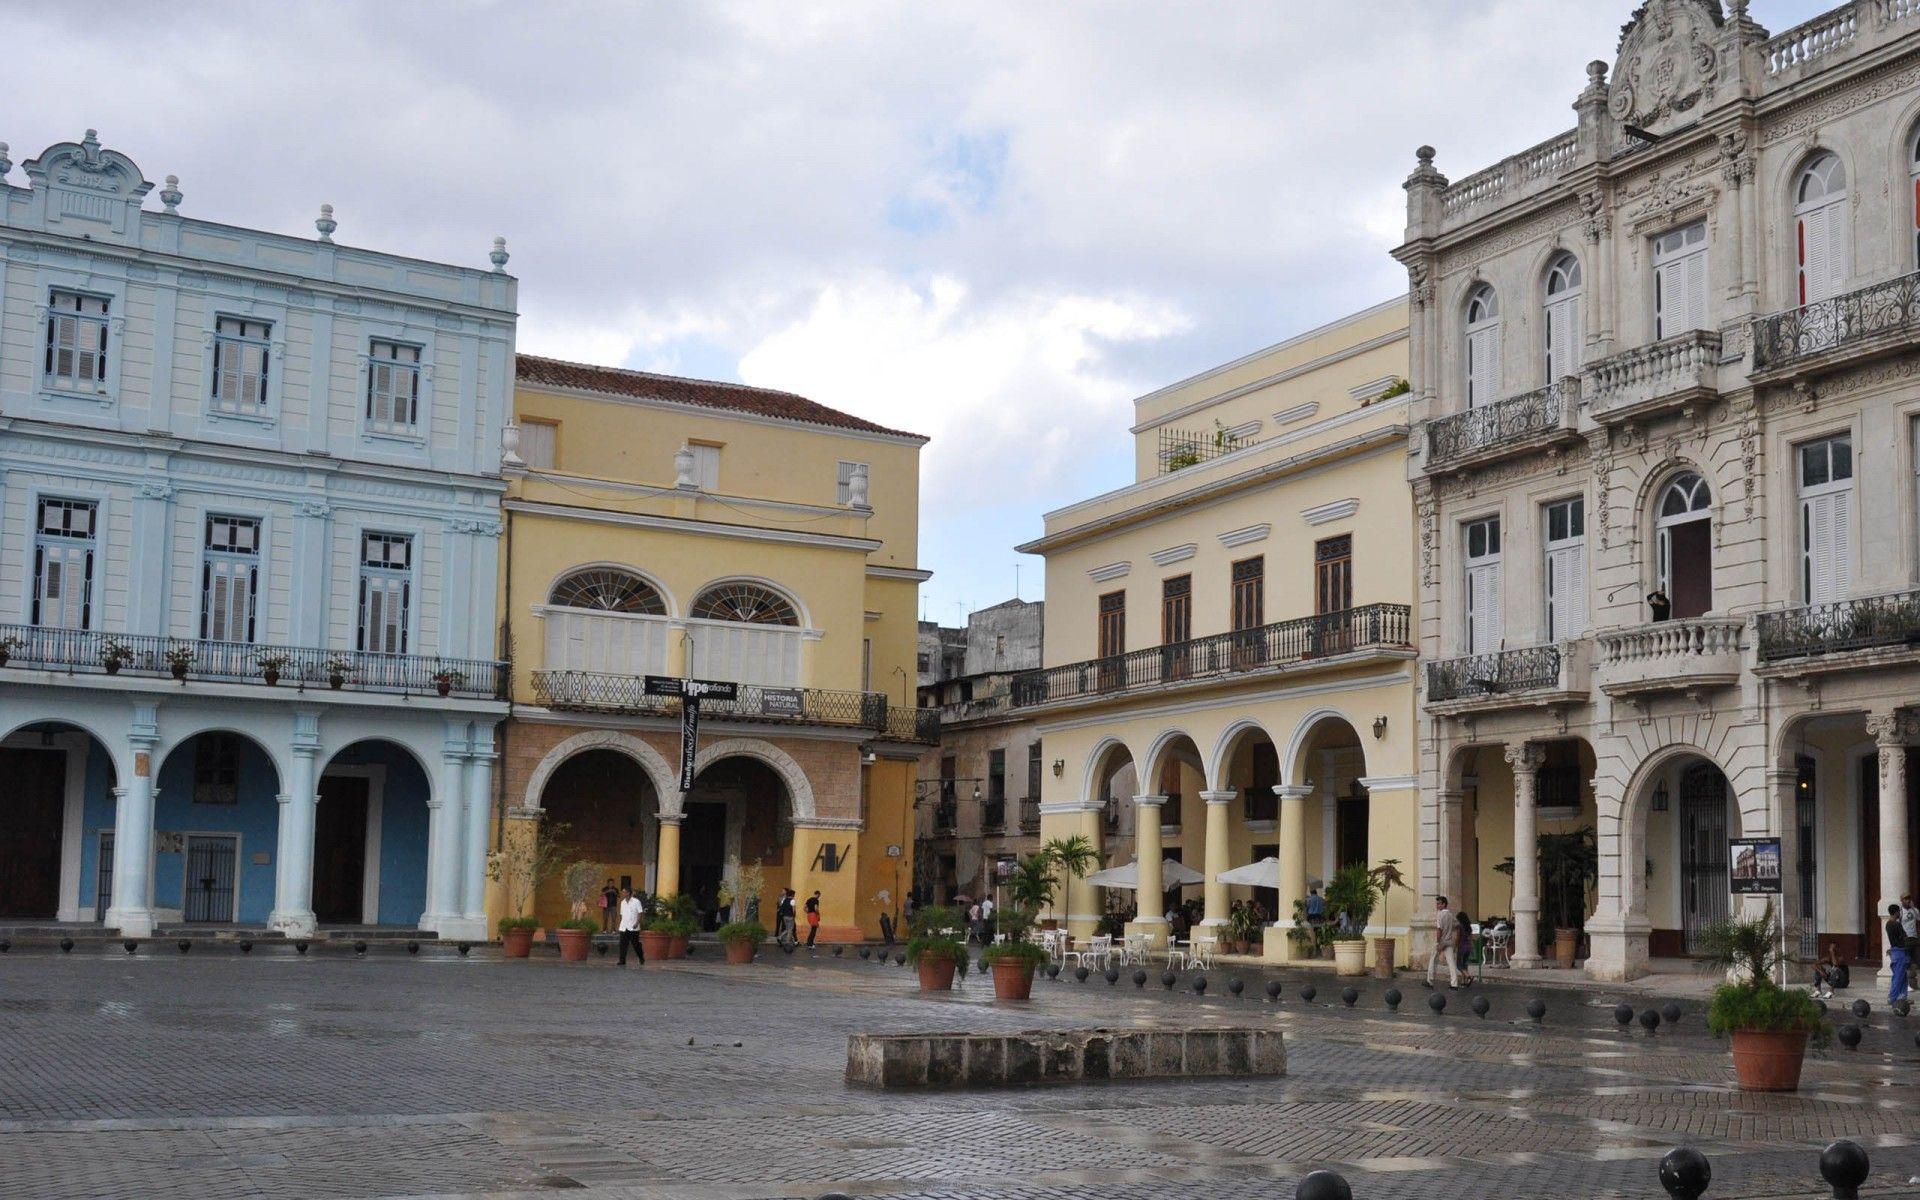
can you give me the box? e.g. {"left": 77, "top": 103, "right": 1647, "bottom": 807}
{"left": 0, "top": 132, "right": 514, "bottom": 939}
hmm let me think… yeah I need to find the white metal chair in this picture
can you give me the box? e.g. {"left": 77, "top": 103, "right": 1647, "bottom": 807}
{"left": 1039, "top": 928, "right": 1066, "bottom": 960}
{"left": 1187, "top": 936, "right": 1217, "bottom": 970}
{"left": 1165, "top": 939, "right": 1190, "bottom": 970}
{"left": 1484, "top": 921, "right": 1511, "bottom": 970}
{"left": 1121, "top": 933, "right": 1149, "bottom": 966}
{"left": 1066, "top": 934, "right": 1112, "bottom": 971}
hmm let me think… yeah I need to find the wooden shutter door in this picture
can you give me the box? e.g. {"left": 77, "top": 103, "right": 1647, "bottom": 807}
{"left": 1467, "top": 563, "right": 1500, "bottom": 654}
{"left": 1546, "top": 297, "right": 1580, "bottom": 380}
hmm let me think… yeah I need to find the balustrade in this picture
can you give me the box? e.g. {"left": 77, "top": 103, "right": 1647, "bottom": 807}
{"left": 1752, "top": 270, "right": 1920, "bottom": 373}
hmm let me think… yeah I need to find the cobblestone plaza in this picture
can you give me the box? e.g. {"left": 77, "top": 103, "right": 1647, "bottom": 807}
{"left": 3, "top": 949, "right": 1919, "bottom": 1199}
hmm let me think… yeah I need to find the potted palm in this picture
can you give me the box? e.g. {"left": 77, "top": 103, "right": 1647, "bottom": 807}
{"left": 555, "top": 860, "right": 605, "bottom": 962}
{"left": 1369, "top": 858, "right": 1408, "bottom": 978}
{"left": 1700, "top": 902, "right": 1828, "bottom": 1092}
{"left": 645, "top": 892, "right": 698, "bottom": 959}
{"left": 982, "top": 908, "right": 1049, "bottom": 1000}
{"left": 1539, "top": 829, "right": 1598, "bottom": 967}
{"left": 1325, "top": 865, "right": 1375, "bottom": 976}
{"left": 988, "top": 836, "right": 1094, "bottom": 999}
{"left": 485, "top": 819, "right": 571, "bottom": 958}
{"left": 1226, "top": 904, "right": 1260, "bottom": 955}
{"left": 905, "top": 904, "right": 969, "bottom": 991}
{"left": 718, "top": 919, "right": 767, "bottom": 964}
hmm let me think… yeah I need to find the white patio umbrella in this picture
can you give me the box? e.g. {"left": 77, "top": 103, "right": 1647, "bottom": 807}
{"left": 1215, "top": 857, "right": 1281, "bottom": 888}
{"left": 1084, "top": 857, "right": 1205, "bottom": 890}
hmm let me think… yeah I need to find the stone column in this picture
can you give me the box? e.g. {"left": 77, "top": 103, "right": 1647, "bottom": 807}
{"left": 656, "top": 814, "right": 684, "bottom": 896}
{"left": 1128, "top": 795, "right": 1167, "bottom": 946}
{"left": 1274, "top": 784, "right": 1314, "bottom": 961}
{"left": 106, "top": 708, "right": 160, "bottom": 937}
{"left": 1506, "top": 743, "right": 1544, "bottom": 969}
{"left": 1585, "top": 774, "right": 1649, "bottom": 981}
{"left": 1767, "top": 765, "right": 1805, "bottom": 972}
{"left": 450, "top": 748, "right": 495, "bottom": 940}
{"left": 1198, "top": 789, "right": 1237, "bottom": 929}
{"left": 1069, "top": 803, "right": 1106, "bottom": 938}
{"left": 423, "top": 750, "right": 467, "bottom": 933}
{"left": 1872, "top": 714, "right": 1911, "bottom": 980}
{"left": 268, "top": 740, "right": 321, "bottom": 937}
{"left": 1423, "top": 789, "right": 1465, "bottom": 961}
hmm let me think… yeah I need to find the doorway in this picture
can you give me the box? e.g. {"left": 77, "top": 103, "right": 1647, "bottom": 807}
{"left": 0, "top": 747, "right": 66, "bottom": 918}
{"left": 681, "top": 801, "right": 728, "bottom": 927}
{"left": 314, "top": 774, "right": 370, "bottom": 924}
{"left": 182, "top": 834, "right": 238, "bottom": 923}
{"left": 1678, "top": 762, "right": 1729, "bottom": 954}
{"left": 1336, "top": 789, "right": 1370, "bottom": 870}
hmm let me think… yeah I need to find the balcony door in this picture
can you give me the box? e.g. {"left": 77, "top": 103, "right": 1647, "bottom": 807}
{"left": 1654, "top": 222, "right": 1708, "bottom": 337}
{"left": 1313, "top": 535, "right": 1353, "bottom": 655}
{"left": 1798, "top": 435, "right": 1853, "bottom": 606}
{"left": 1161, "top": 575, "right": 1191, "bottom": 680}
{"left": 1655, "top": 474, "right": 1712, "bottom": 619}
{"left": 1543, "top": 498, "right": 1586, "bottom": 642}
{"left": 1463, "top": 517, "right": 1502, "bottom": 655}
{"left": 1096, "top": 591, "right": 1125, "bottom": 691}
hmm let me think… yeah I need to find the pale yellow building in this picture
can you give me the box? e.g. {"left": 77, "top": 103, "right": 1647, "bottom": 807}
{"left": 491, "top": 355, "right": 933, "bottom": 938}
{"left": 1015, "top": 298, "right": 1420, "bottom": 962}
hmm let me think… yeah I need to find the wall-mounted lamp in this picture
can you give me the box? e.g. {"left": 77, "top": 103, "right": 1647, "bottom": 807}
{"left": 1372, "top": 715, "right": 1388, "bottom": 740}
{"left": 1051, "top": 758, "right": 1065, "bottom": 777}
{"left": 1651, "top": 780, "right": 1670, "bottom": 812}
{"left": 972, "top": 785, "right": 982, "bottom": 802}
{"left": 861, "top": 752, "right": 877, "bottom": 766}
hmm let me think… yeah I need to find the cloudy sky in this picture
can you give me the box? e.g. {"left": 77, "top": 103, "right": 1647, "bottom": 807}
{"left": 6, "top": 0, "right": 1829, "bottom": 628}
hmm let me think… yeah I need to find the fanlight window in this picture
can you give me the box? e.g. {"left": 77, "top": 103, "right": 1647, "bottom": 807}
{"left": 1659, "top": 473, "right": 1711, "bottom": 519}
{"left": 1545, "top": 256, "right": 1581, "bottom": 295}
{"left": 549, "top": 569, "right": 667, "bottom": 615}
{"left": 691, "top": 582, "right": 799, "bottom": 625}
{"left": 1796, "top": 153, "right": 1845, "bottom": 204}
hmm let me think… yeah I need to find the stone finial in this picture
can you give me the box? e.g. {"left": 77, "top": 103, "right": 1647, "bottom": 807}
{"left": 490, "top": 236, "right": 510, "bottom": 273}
{"left": 847, "top": 462, "right": 871, "bottom": 508}
{"left": 159, "top": 175, "right": 182, "bottom": 214}
{"left": 1415, "top": 145, "right": 1435, "bottom": 168}
{"left": 1728, "top": 0, "right": 1748, "bottom": 16}
{"left": 1587, "top": 60, "right": 1608, "bottom": 87}
{"left": 0, "top": 143, "right": 11, "bottom": 179}
{"left": 315, "top": 203, "right": 337, "bottom": 243}
{"left": 501, "top": 422, "right": 524, "bottom": 467}
{"left": 674, "top": 444, "right": 697, "bottom": 489}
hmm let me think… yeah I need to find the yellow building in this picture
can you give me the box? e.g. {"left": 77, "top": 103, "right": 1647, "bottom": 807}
{"left": 1015, "top": 298, "right": 1420, "bottom": 963}
{"left": 491, "top": 355, "right": 932, "bottom": 939}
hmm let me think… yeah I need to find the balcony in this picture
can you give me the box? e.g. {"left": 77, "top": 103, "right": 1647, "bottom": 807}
{"left": 1756, "top": 588, "right": 1920, "bottom": 673}
{"left": 1424, "top": 642, "right": 1589, "bottom": 713}
{"left": 933, "top": 799, "right": 958, "bottom": 834}
{"left": 0, "top": 624, "right": 504, "bottom": 699}
{"left": 1596, "top": 618, "right": 1745, "bottom": 699}
{"left": 533, "top": 670, "right": 938, "bottom": 742}
{"left": 1751, "top": 270, "right": 1920, "bottom": 381}
{"left": 1019, "top": 797, "right": 1041, "bottom": 834}
{"left": 1011, "top": 604, "right": 1411, "bottom": 710}
{"left": 1422, "top": 380, "right": 1579, "bottom": 474}
{"left": 982, "top": 797, "right": 1007, "bottom": 832}
{"left": 1585, "top": 330, "right": 1721, "bottom": 423}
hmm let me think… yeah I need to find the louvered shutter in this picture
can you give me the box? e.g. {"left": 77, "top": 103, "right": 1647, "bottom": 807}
{"left": 1799, "top": 207, "right": 1829, "bottom": 306}
{"left": 1547, "top": 542, "right": 1587, "bottom": 640}
{"left": 1684, "top": 250, "right": 1708, "bottom": 331}
{"left": 1467, "top": 562, "right": 1501, "bottom": 654}
{"left": 1803, "top": 493, "right": 1843, "bottom": 604}
{"left": 1821, "top": 200, "right": 1848, "bottom": 300}
{"left": 1546, "top": 296, "right": 1581, "bottom": 381}
{"left": 1468, "top": 326, "right": 1502, "bottom": 407}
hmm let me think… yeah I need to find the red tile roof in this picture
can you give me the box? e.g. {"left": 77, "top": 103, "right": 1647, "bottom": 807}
{"left": 516, "top": 354, "right": 924, "bottom": 440}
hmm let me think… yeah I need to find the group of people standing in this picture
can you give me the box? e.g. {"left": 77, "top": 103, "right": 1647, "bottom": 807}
{"left": 774, "top": 888, "right": 823, "bottom": 947}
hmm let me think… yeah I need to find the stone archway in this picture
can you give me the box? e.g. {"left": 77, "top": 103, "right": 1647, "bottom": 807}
{"left": 691, "top": 737, "right": 816, "bottom": 822}
{"left": 524, "top": 729, "right": 679, "bottom": 816}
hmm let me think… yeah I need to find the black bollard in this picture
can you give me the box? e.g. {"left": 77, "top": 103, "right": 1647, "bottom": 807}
{"left": 177, "top": 939, "right": 191, "bottom": 954}
{"left": 354, "top": 941, "right": 368, "bottom": 955}
{"left": 1639, "top": 1008, "right": 1661, "bottom": 1032}
{"left": 123, "top": 940, "right": 138, "bottom": 955}
{"left": 1293, "top": 1169, "right": 1352, "bottom": 1200}
{"left": 407, "top": 941, "right": 420, "bottom": 955}
{"left": 1819, "top": 1139, "right": 1870, "bottom": 1199}
{"left": 596, "top": 942, "right": 608, "bottom": 956}
{"left": 978, "top": 958, "right": 989, "bottom": 974}
{"left": 1851, "top": 999, "right": 1870, "bottom": 1019}
{"left": 239, "top": 939, "right": 253, "bottom": 955}
{"left": 1471, "top": 994, "right": 1490, "bottom": 1018}
{"left": 1428, "top": 992, "right": 1446, "bottom": 1014}
{"left": 1894, "top": 998, "right": 1911, "bottom": 1018}
{"left": 1074, "top": 966, "right": 1089, "bottom": 982}
{"left": 782, "top": 943, "right": 796, "bottom": 955}
{"left": 1657, "top": 1146, "right": 1711, "bottom": 1200}
{"left": 1300, "top": 984, "right": 1317, "bottom": 1003}
{"left": 1341, "top": 987, "right": 1358, "bottom": 1007}
{"left": 1161, "top": 970, "right": 1177, "bottom": 989}
{"left": 1191, "top": 977, "right": 1207, "bottom": 995}
{"left": 1134, "top": 969, "right": 1148, "bottom": 988}
{"left": 1662, "top": 1001, "right": 1683, "bottom": 1025}
{"left": 1383, "top": 987, "right": 1402, "bottom": 1011}
{"left": 1228, "top": 977, "right": 1243, "bottom": 996}
{"left": 894, "top": 952, "right": 906, "bottom": 966}
{"left": 295, "top": 940, "right": 309, "bottom": 955}
{"left": 1837, "top": 1023, "right": 1862, "bottom": 1050}
{"left": 1614, "top": 1003, "right": 1634, "bottom": 1027}
{"left": 833, "top": 946, "right": 843, "bottom": 957}
{"left": 859, "top": 947, "right": 871, "bottom": 960}
{"left": 456, "top": 942, "right": 470, "bottom": 956}
{"left": 1265, "top": 979, "right": 1282, "bottom": 1001}
{"left": 1815, "top": 998, "right": 1829, "bottom": 1015}
{"left": 1045, "top": 961, "right": 1059, "bottom": 979}
{"left": 59, "top": 937, "right": 74, "bottom": 953}
{"left": 0, "top": 940, "right": 9, "bottom": 953}
{"left": 1105, "top": 968, "right": 1120, "bottom": 985}
{"left": 1527, "top": 998, "right": 1546, "bottom": 1023}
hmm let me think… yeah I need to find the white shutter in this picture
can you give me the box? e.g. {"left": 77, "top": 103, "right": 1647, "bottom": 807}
{"left": 1548, "top": 542, "right": 1588, "bottom": 639}
{"left": 1822, "top": 199, "right": 1849, "bottom": 300}
{"left": 1546, "top": 296, "right": 1581, "bottom": 381}
{"left": 37, "top": 543, "right": 91, "bottom": 629}
{"left": 1466, "top": 562, "right": 1501, "bottom": 654}
{"left": 1831, "top": 486, "right": 1852, "bottom": 601}
{"left": 1684, "top": 250, "right": 1708, "bottom": 332}
{"left": 519, "top": 422, "right": 555, "bottom": 469}
{"left": 1801, "top": 483, "right": 1854, "bottom": 605}
{"left": 1468, "top": 326, "right": 1502, "bottom": 407}
{"left": 1799, "top": 208, "right": 1830, "bottom": 305}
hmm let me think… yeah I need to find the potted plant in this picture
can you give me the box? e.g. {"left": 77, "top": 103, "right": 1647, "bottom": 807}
{"left": 988, "top": 837, "right": 1094, "bottom": 999}
{"left": 905, "top": 905, "right": 969, "bottom": 992}
{"left": 0, "top": 633, "right": 23, "bottom": 668}
{"left": 430, "top": 666, "right": 465, "bottom": 697}
{"left": 1324, "top": 865, "right": 1375, "bottom": 976}
{"left": 1227, "top": 904, "right": 1261, "bottom": 956}
{"left": 555, "top": 860, "right": 605, "bottom": 962}
{"left": 982, "top": 909, "right": 1048, "bottom": 1000}
{"left": 485, "top": 818, "right": 572, "bottom": 958}
{"left": 322, "top": 655, "right": 354, "bottom": 690}
{"left": 99, "top": 638, "right": 134, "bottom": 675}
{"left": 645, "top": 892, "right": 698, "bottom": 959}
{"left": 255, "top": 652, "right": 292, "bottom": 687}
{"left": 1288, "top": 897, "right": 1332, "bottom": 960}
{"left": 1700, "top": 902, "right": 1828, "bottom": 1092}
{"left": 1539, "top": 828, "right": 1598, "bottom": 967}
{"left": 716, "top": 858, "right": 765, "bottom": 925}
{"left": 163, "top": 644, "right": 195, "bottom": 681}
{"left": 1368, "top": 858, "right": 1408, "bottom": 978}
{"left": 718, "top": 919, "right": 767, "bottom": 964}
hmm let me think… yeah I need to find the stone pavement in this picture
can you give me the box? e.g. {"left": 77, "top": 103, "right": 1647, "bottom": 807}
{"left": 3, "top": 943, "right": 1920, "bottom": 1199}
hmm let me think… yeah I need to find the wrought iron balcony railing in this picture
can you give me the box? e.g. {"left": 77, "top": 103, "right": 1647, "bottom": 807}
{"left": 1424, "top": 380, "right": 1575, "bottom": 469}
{"left": 1752, "top": 270, "right": 1920, "bottom": 373}
{"left": 1757, "top": 588, "right": 1920, "bottom": 662}
{"left": 1425, "top": 645, "right": 1562, "bottom": 703}
{"left": 1018, "top": 797, "right": 1041, "bottom": 833}
{"left": 1010, "top": 603, "right": 1411, "bottom": 708}
{"left": 0, "top": 624, "right": 504, "bottom": 699}
{"left": 982, "top": 798, "right": 1006, "bottom": 831}
{"left": 933, "top": 800, "right": 958, "bottom": 833}
{"left": 534, "top": 670, "right": 938, "bottom": 741}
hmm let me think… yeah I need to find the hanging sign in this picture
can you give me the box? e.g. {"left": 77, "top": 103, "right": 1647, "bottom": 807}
{"left": 678, "top": 701, "right": 699, "bottom": 792}
{"left": 1729, "top": 837, "right": 1783, "bottom": 895}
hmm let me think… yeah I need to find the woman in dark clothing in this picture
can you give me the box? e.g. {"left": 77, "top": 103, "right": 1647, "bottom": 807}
{"left": 1454, "top": 908, "right": 1474, "bottom": 981}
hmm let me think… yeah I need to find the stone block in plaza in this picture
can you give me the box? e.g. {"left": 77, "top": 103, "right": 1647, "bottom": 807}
{"left": 845, "top": 1027, "right": 1285, "bottom": 1089}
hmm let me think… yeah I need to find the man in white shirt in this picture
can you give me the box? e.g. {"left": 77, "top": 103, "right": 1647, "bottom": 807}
{"left": 980, "top": 896, "right": 996, "bottom": 941}
{"left": 1425, "top": 895, "right": 1460, "bottom": 989}
{"left": 616, "top": 887, "right": 646, "bottom": 967}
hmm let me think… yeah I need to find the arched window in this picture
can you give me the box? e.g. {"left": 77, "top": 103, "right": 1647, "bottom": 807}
{"left": 1794, "top": 153, "right": 1848, "bottom": 305}
{"left": 1655, "top": 473, "right": 1712, "bottom": 620}
{"left": 691, "top": 582, "right": 799, "bottom": 625}
{"left": 548, "top": 568, "right": 667, "bottom": 615}
{"left": 1909, "top": 126, "right": 1920, "bottom": 268}
{"left": 1543, "top": 254, "right": 1583, "bottom": 383}
{"left": 1464, "top": 283, "right": 1502, "bottom": 408}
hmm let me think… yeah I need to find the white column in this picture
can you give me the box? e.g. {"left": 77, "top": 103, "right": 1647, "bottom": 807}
{"left": 105, "top": 707, "right": 160, "bottom": 936}
{"left": 1130, "top": 795, "right": 1167, "bottom": 945}
{"left": 1506, "top": 743, "right": 1543, "bottom": 969}
{"left": 423, "top": 747, "right": 467, "bottom": 934}
{"left": 1198, "top": 789, "right": 1236, "bottom": 929}
{"left": 268, "top": 741, "right": 320, "bottom": 936}
{"left": 1872, "top": 714, "right": 1910, "bottom": 980}
{"left": 1276, "top": 784, "right": 1312, "bottom": 942}
{"left": 449, "top": 747, "right": 495, "bottom": 940}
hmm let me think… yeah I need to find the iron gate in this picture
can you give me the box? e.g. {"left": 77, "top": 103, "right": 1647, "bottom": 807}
{"left": 183, "top": 835, "right": 236, "bottom": 923}
{"left": 1795, "top": 756, "right": 1818, "bottom": 960}
{"left": 1679, "top": 763, "right": 1729, "bottom": 954}
{"left": 95, "top": 831, "right": 113, "bottom": 921}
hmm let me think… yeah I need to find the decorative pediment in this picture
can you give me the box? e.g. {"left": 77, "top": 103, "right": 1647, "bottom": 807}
{"left": 20, "top": 130, "right": 154, "bottom": 242}
{"left": 1624, "top": 168, "right": 1718, "bottom": 232}
{"left": 1611, "top": 0, "right": 1727, "bottom": 138}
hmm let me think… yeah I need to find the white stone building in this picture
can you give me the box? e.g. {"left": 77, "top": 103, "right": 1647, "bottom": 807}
{"left": 0, "top": 132, "right": 515, "bottom": 939}
{"left": 1398, "top": 0, "right": 1920, "bottom": 979}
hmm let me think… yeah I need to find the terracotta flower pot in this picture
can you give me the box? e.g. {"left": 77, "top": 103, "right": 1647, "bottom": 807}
{"left": 1554, "top": 927, "right": 1578, "bottom": 968}
{"left": 170, "top": 662, "right": 189, "bottom": 681}
{"left": 329, "top": 673, "right": 345, "bottom": 690}
{"left": 917, "top": 953, "right": 957, "bottom": 992}
{"left": 262, "top": 666, "right": 279, "bottom": 686}
{"left": 1333, "top": 939, "right": 1368, "bottom": 976}
{"left": 556, "top": 927, "right": 591, "bottom": 962}
{"left": 724, "top": 938, "right": 755, "bottom": 964}
{"left": 668, "top": 934, "right": 689, "bottom": 959}
{"left": 1730, "top": 1028, "right": 1810, "bottom": 1092}
{"left": 1372, "top": 936, "right": 1397, "bottom": 978}
{"left": 501, "top": 927, "right": 534, "bottom": 958}
{"left": 0, "top": 648, "right": 11, "bottom": 668}
{"left": 435, "top": 679, "right": 453, "bottom": 697}
{"left": 990, "top": 957, "right": 1035, "bottom": 1000}
{"left": 104, "top": 660, "right": 122, "bottom": 675}
{"left": 639, "top": 930, "right": 673, "bottom": 960}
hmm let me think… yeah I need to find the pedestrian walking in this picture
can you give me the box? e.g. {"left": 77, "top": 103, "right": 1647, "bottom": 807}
{"left": 1902, "top": 895, "right": 1918, "bottom": 987}
{"left": 775, "top": 889, "right": 797, "bottom": 947}
{"left": 616, "top": 887, "right": 645, "bottom": 967}
{"left": 1889, "top": 903, "right": 1911, "bottom": 1007}
{"left": 1425, "top": 895, "right": 1461, "bottom": 989}
{"left": 805, "top": 890, "right": 822, "bottom": 947}
{"left": 1454, "top": 907, "right": 1474, "bottom": 983}
{"left": 1305, "top": 886, "right": 1325, "bottom": 924}
{"left": 967, "top": 900, "right": 984, "bottom": 944}
{"left": 600, "top": 878, "right": 619, "bottom": 933}
{"left": 980, "top": 895, "right": 995, "bottom": 942}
